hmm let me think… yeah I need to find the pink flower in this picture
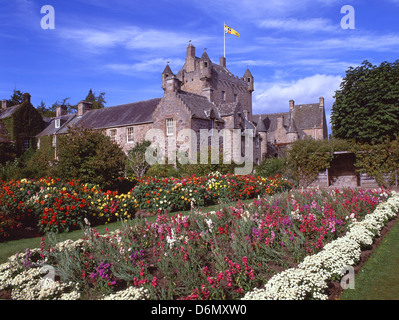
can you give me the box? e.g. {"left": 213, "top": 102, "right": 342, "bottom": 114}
{"left": 152, "top": 277, "right": 158, "bottom": 287}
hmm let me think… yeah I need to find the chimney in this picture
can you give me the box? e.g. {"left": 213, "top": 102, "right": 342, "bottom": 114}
{"left": 56, "top": 105, "right": 68, "bottom": 117}
{"left": 77, "top": 101, "right": 93, "bottom": 116}
{"left": 289, "top": 100, "right": 295, "bottom": 112}
{"left": 22, "top": 93, "right": 31, "bottom": 103}
{"left": 185, "top": 44, "right": 196, "bottom": 72}
{"left": 220, "top": 56, "right": 226, "bottom": 68}
{"left": 277, "top": 116, "right": 284, "bottom": 130}
{"left": 1, "top": 99, "right": 7, "bottom": 110}
{"left": 319, "top": 97, "right": 325, "bottom": 108}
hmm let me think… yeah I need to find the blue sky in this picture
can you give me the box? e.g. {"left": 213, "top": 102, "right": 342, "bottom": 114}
{"left": 1, "top": 0, "right": 399, "bottom": 134}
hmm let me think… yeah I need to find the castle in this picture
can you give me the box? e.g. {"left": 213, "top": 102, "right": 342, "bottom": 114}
{"left": 1, "top": 44, "right": 328, "bottom": 166}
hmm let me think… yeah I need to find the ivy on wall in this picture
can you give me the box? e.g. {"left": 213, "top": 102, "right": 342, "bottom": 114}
{"left": 0, "top": 96, "right": 45, "bottom": 157}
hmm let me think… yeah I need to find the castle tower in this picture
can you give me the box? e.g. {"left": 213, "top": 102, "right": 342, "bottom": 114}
{"left": 243, "top": 68, "right": 254, "bottom": 117}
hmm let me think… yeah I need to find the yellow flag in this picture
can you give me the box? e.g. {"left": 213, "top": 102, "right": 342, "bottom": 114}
{"left": 224, "top": 24, "right": 240, "bottom": 37}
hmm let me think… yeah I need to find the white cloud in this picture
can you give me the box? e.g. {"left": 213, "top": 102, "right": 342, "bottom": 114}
{"left": 60, "top": 26, "right": 213, "bottom": 53}
{"left": 253, "top": 74, "right": 342, "bottom": 114}
{"left": 258, "top": 18, "right": 338, "bottom": 32}
{"left": 106, "top": 58, "right": 185, "bottom": 75}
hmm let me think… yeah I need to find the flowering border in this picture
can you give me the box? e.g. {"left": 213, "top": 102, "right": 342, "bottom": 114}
{"left": 242, "top": 191, "right": 399, "bottom": 300}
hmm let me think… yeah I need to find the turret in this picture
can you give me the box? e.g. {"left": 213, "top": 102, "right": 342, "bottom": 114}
{"left": 243, "top": 68, "right": 254, "bottom": 93}
{"left": 199, "top": 51, "right": 212, "bottom": 81}
{"left": 162, "top": 64, "right": 174, "bottom": 91}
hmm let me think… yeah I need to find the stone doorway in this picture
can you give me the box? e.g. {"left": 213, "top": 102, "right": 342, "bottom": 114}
{"left": 328, "top": 152, "right": 360, "bottom": 187}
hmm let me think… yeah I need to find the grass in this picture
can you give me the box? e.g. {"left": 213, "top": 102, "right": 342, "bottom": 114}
{"left": 0, "top": 198, "right": 253, "bottom": 264}
{"left": 339, "top": 217, "right": 399, "bottom": 300}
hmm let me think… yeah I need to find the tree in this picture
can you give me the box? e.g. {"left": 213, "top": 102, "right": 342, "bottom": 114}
{"left": 56, "top": 125, "right": 127, "bottom": 187}
{"left": 37, "top": 101, "right": 55, "bottom": 117}
{"left": 331, "top": 60, "right": 399, "bottom": 144}
{"left": 85, "top": 89, "right": 106, "bottom": 109}
{"left": 51, "top": 97, "right": 77, "bottom": 114}
{"left": 126, "top": 140, "right": 152, "bottom": 178}
{"left": 7, "top": 89, "right": 24, "bottom": 107}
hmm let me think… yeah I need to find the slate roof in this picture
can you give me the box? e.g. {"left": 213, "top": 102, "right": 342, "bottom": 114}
{"left": 255, "top": 112, "right": 307, "bottom": 139}
{"left": 37, "top": 98, "right": 161, "bottom": 136}
{"left": 217, "top": 102, "right": 240, "bottom": 116}
{"left": 177, "top": 91, "right": 220, "bottom": 120}
{"left": 0, "top": 105, "right": 20, "bottom": 120}
{"left": 291, "top": 103, "right": 325, "bottom": 129}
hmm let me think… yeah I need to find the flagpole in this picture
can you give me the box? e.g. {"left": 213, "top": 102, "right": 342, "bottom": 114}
{"left": 224, "top": 21, "right": 226, "bottom": 58}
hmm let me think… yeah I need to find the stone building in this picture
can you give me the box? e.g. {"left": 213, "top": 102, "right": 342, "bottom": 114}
{"left": 0, "top": 93, "right": 44, "bottom": 163}
{"left": 35, "top": 43, "right": 328, "bottom": 166}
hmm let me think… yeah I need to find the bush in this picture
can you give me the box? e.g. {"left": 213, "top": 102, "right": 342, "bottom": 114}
{"left": 56, "top": 125, "right": 127, "bottom": 189}
{"left": 256, "top": 157, "right": 287, "bottom": 178}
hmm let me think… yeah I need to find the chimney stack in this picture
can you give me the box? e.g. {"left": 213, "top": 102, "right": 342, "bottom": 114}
{"left": 220, "top": 56, "right": 226, "bottom": 68}
{"left": 289, "top": 100, "right": 295, "bottom": 112}
{"left": 22, "top": 93, "right": 31, "bottom": 103}
{"left": 319, "top": 97, "right": 325, "bottom": 108}
{"left": 77, "top": 101, "right": 93, "bottom": 116}
{"left": 1, "top": 99, "right": 7, "bottom": 110}
{"left": 56, "top": 105, "right": 68, "bottom": 117}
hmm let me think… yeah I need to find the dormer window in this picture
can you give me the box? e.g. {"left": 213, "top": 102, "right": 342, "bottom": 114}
{"left": 204, "top": 62, "right": 208, "bottom": 68}
{"left": 55, "top": 119, "right": 60, "bottom": 128}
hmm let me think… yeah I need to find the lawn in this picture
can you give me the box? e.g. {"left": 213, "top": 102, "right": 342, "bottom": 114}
{"left": 340, "top": 214, "right": 399, "bottom": 300}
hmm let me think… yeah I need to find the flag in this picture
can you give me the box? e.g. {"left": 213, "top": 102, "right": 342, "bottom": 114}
{"left": 224, "top": 24, "right": 240, "bottom": 37}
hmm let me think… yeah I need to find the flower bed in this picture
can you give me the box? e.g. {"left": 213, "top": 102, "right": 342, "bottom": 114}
{"left": 0, "top": 174, "right": 293, "bottom": 241}
{"left": 0, "top": 187, "right": 396, "bottom": 300}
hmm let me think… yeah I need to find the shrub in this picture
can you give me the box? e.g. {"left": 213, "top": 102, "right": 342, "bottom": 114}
{"left": 56, "top": 125, "right": 127, "bottom": 189}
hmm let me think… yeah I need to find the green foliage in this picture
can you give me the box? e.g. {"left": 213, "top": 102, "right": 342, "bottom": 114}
{"left": 0, "top": 142, "right": 17, "bottom": 165}
{"left": 331, "top": 60, "right": 399, "bottom": 143}
{"left": 36, "top": 101, "right": 55, "bottom": 118}
{"left": 56, "top": 125, "right": 127, "bottom": 188}
{"left": 256, "top": 157, "right": 287, "bottom": 178}
{"left": 353, "top": 136, "right": 399, "bottom": 188}
{"left": 85, "top": 89, "right": 106, "bottom": 109}
{"left": 177, "top": 146, "right": 235, "bottom": 177}
{"left": 287, "top": 138, "right": 352, "bottom": 187}
{"left": 7, "top": 89, "right": 24, "bottom": 107}
{"left": 146, "top": 163, "right": 178, "bottom": 178}
{"left": 126, "top": 140, "right": 152, "bottom": 178}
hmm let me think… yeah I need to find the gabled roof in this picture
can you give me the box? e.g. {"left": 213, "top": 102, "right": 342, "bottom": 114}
{"left": 37, "top": 98, "right": 162, "bottom": 136}
{"left": 36, "top": 114, "right": 76, "bottom": 137}
{"left": 177, "top": 91, "right": 220, "bottom": 120}
{"left": 256, "top": 116, "right": 267, "bottom": 132}
{"left": 291, "top": 103, "right": 324, "bottom": 129}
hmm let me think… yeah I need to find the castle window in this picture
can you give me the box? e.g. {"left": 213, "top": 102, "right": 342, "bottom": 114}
{"left": 204, "top": 62, "right": 208, "bottom": 67}
{"left": 221, "top": 91, "right": 226, "bottom": 101}
{"left": 55, "top": 119, "right": 60, "bottom": 128}
{"left": 166, "top": 118, "right": 174, "bottom": 136}
{"left": 234, "top": 94, "right": 237, "bottom": 102}
{"left": 127, "top": 127, "right": 134, "bottom": 143}
{"left": 109, "top": 129, "right": 117, "bottom": 142}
